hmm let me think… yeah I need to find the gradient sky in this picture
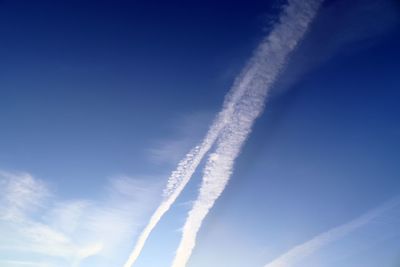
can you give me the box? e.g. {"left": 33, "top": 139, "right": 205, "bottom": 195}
{"left": 1, "top": 0, "right": 400, "bottom": 267}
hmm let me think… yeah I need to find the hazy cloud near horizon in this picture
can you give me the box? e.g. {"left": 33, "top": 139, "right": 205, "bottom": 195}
{"left": 0, "top": 171, "right": 161, "bottom": 267}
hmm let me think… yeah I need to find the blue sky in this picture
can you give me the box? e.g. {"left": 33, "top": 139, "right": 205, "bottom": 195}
{"left": 0, "top": 0, "right": 400, "bottom": 267}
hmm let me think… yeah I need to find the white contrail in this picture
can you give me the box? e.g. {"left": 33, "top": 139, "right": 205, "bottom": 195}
{"left": 263, "top": 196, "right": 400, "bottom": 267}
{"left": 122, "top": 40, "right": 259, "bottom": 267}
{"left": 122, "top": 29, "right": 274, "bottom": 267}
{"left": 170, "top": 1, "right": 323, "bottom": 267}
{"left": 123, "top": 1, "right": 321, "bottom": 266}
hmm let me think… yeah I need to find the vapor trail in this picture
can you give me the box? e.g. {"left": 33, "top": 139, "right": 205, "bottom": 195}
{"left": 123, "top": 1, "right": 322, "bottom": 266}
{"left": 122, "top": 18, "right": 271, "bottom": 267}
{"left": 263, "top": 196, "right": 400, "bottom": 267}
{"left": 122, "top": 30, "right": 261, "bottom": 267}
{"left": 122, "top": 22, "right": 275, "bottom": 267}
{"left": 170, "top": 1, "right": 323, "bottom": 267}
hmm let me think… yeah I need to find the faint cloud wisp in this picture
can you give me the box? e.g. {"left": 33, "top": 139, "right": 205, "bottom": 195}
{"left": 0, "top": 171, "right": 160, "bottom": 267}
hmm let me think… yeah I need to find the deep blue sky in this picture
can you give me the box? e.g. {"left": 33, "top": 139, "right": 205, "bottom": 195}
{"left": 0, "top": 0, "right": 278, "bottom": 196}
{"left": 0, "top": 0, "right": 400, "bottom": 267}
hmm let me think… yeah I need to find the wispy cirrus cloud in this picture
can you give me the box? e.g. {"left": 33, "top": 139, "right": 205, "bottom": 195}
{"left": 147, "top": 111, "right": 212, "bottom": 166}
{"left": 0, "top": 171, "right": 160, "bottom": 267}
{"left": 0, "top": 171, "right": 49, "bottom": 221}
{"left": 0, "top": 260, "right": 51, "bottom": 267}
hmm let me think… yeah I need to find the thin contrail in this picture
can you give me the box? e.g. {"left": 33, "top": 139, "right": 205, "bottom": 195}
{"left": 170, "top": 1, "right": 323, "bottom": 267}
{"left": 263, "top": 196, "right": 400, "bottom": 267}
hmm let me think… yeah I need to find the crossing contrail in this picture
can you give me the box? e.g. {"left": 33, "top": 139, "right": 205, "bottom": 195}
{"left": 123, "top": 1, "right": 322, "bottom": 266}
{"left": 121, "top": 40, "right": 265, "bottom": 267}
{"left": 122, "top": 35, "right": 270, "bottom": 267}
{"left": 263, "top": 196, "right": 400, "bottom": 267}
{"left": 122, "top": 42, "right": 258, "bottom": 267}
{"left": 170, "top": 1, "right": 323, "bottom": 267}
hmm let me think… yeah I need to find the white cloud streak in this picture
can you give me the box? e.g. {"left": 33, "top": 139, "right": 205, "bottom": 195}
{"left": 0, "top": 171, "right": 49, "bottom": 222}
{"left": 0, "top": 171, "right": 158, "bottom": 267}
{"left": 123, "top": 1, "right": 322, "bottom": 266}
{"left": 170, "top": 1, "right": 323, "bottom": 267}
{"left": 0, "top": 260, "right": 50, "bottom": 267}
{"left": 123, "top": 28, "right": 285, "bottom": 265}
{"left": 147, "top": 112, "right": 212, "bottom": 166}
{"left": 263, "top": 196, "right": 400, "bottom": 267}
